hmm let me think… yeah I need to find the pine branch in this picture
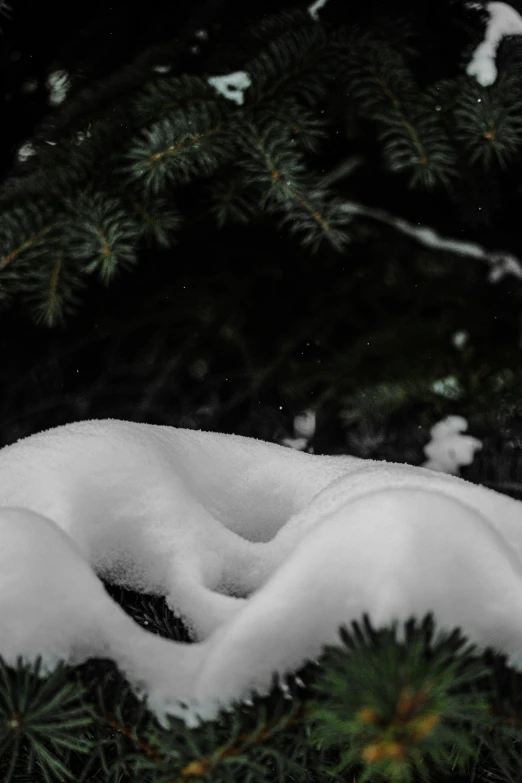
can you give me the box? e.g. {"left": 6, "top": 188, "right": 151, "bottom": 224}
{"left": 1, "top": 2, "right": 520, "bottom": 329}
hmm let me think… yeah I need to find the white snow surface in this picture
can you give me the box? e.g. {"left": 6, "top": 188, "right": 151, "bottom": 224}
{"left": 467, "top": 2, "right": 522, "bottom": 87}
{"left": 423, "top": 414, "right": 483, "bottom": 474}
{"left": 207, "top": 71, "right": 252, "bottom": 105}
{"left": 2, "top": 418, "right": 522, "bottom": 728}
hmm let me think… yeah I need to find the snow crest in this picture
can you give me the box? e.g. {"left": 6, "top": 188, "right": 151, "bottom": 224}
{"left": 1, "top": 418, "right": 522, "bottom": 727}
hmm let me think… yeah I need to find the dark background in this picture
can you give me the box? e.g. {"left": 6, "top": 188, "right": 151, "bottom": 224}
{"left": 1, "top": 0, "right": 521, "bottom": 472}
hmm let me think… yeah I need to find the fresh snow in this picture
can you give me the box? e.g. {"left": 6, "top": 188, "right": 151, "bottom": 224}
{"left": 308, "top": 0, "right": 330, "bottom": 21}
{"left": 1, "top": 418, "right": 522, "bottom": 728}
{"left": 207, "top": 71, "right": 252, "bottom": 105}
{"left": 337, "top": 200, "right": 522, "bottom": 284}
{"left": 466, "top": 2, "right": 522, "bottom": 87}
{"left": 422, "top": 414, "right": 483, "bottom": 474}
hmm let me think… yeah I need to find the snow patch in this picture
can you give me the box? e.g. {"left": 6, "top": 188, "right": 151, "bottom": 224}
{"left": 207, "top": 71, "right": 252, "bottom": 105}
{"left": 466, "top": 2, "right": 522, "bottom": 87}
{"left": 0, "top": 418, "right": 521, "bottom": 730}
{"left": 423, "top": 415, "right": 482, "bottom": 474}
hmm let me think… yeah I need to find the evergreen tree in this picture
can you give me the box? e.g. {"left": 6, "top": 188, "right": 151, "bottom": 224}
{"left": 3, "top": 1, "right": 522, "bottom": 781}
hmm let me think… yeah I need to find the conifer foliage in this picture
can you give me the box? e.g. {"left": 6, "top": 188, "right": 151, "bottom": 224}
{"left": 2, "top": 0, "right": 519, "bottom": 328}
{"left": 4, "top": 2, "right": 522, "bottom": 781}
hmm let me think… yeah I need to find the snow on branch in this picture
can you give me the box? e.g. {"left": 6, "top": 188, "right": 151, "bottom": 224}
{"left": 466, "top": 2, "right": 522, "bottom": 86}
{"left": 308, "top": 0, "right": 330, "bottom": 21}
{"left": 336, "top": 198, "right": 522, "bottom": 283}
{"left": 207, "top": 71, "right": 252, "bottom": 105}
{"left": 423, "top": 415, "right": 483, "bottom": 474}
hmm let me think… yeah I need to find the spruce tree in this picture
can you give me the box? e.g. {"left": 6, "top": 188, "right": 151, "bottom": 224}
{"left": 2, "top": 1, "right": 522, "bottom": 781}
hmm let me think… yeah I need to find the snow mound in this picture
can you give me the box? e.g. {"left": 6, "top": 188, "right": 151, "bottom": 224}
{"left": 0, "top": 418, "right": 522, "bottom": 727}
